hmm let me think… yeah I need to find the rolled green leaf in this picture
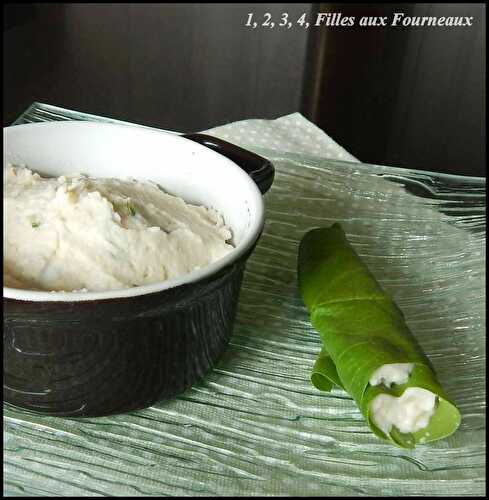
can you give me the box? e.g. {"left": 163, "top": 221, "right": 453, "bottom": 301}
{"left": 298, "top": 223, "right": 461, "bottom": 448}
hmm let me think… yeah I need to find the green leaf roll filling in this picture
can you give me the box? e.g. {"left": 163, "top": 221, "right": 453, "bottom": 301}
{"left": 298, "top": 223, "right": 461, "bottom": 448}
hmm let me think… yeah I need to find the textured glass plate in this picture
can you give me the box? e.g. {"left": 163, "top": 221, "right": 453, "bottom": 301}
{"left": 4, "top": 103, "right": 486, "bottom": 497}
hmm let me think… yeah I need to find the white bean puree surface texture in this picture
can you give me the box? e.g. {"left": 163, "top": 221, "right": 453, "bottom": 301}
{"left": 3, "top": 166, "right": 234, "bottom": 292}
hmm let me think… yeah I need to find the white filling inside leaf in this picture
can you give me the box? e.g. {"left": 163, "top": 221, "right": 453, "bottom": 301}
{"left": 370, "top": 387, "right": 437, "bottom": 435}
{"left": 369, "top": 363, "right": 414, "bottom": 387}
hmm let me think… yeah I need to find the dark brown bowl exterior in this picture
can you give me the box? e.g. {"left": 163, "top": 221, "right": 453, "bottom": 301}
{"left": 3, "top": 257, "right": 247, "bottom": 417}
{"left": 3, "top": 134, "right": 274, "bottom": 417}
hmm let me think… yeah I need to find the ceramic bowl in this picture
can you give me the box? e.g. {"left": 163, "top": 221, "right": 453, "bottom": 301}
{"left": 3, "top": 121, "right": 274, "bottom": 417}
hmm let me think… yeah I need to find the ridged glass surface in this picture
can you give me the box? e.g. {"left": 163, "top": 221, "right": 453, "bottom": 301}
{"left": 4, "top": 103, "right": 486, "bottom": 496}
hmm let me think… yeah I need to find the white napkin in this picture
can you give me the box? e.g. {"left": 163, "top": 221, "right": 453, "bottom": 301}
{"left": 204, "top": 112, "right": 358, "bottom": 162}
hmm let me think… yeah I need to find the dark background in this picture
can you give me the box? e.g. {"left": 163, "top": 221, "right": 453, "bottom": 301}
{"left": 4, "top": 3, "right": 486, "bottom": 176}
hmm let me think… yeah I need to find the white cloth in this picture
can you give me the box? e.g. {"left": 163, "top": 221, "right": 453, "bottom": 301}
{"left": 205, "top": 112, "right": 358, "bottom": 162}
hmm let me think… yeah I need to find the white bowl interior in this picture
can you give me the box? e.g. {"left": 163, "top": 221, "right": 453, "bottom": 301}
{"left": 3, "top": 121, "right": 265, "bottom": 301}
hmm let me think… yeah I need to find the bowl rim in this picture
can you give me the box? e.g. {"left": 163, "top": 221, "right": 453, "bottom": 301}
{"left": 3, "top": 121, "right": 265, "bottom": 302}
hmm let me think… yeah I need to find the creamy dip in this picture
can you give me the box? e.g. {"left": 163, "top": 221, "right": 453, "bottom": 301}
{"left": 370, "top": 387, "right": 437, "bottom": 436}
{"left": 3, "top": 166, "right": 234, "bottom": 292}
{"left": 369, "top": 363, "right": 437, "bottom": 435}
{"left": 369, "top": 363, "right": 414, "bottom": 388}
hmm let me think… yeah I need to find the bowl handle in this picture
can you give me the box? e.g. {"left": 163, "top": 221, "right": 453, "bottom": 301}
{"left": 183, "top": 133, "right": 275, "bottom": 195}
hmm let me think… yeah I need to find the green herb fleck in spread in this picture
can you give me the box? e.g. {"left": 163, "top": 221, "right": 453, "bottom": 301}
{"left": 114, "top": 200, "right": 137, "bottom": 216}
{"left": 128, "top": 202, "right": 136, "bottom": 216}
{"left": 31, "top": 222, "right": 41, "bottom": 228}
